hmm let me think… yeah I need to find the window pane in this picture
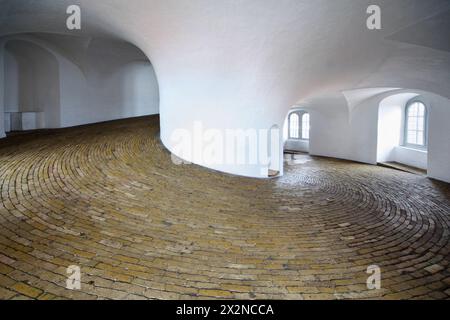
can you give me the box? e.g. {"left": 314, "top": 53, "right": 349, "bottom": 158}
{"left": 417, "top": 118, "right": 424, "bottom": 131}
{"left": 408, "top": 117, "right": 417, "bottom": 130}
{"left": 407, "top": 132, "right": 416, "bottom": 144}
{"left": 417, "top": 133, "right": 424, "bottom": 145}
{"left": 405, "top": 102, "right": 427, "bottom": 147}
{"left": 408, "top": 103, "right": 418, "bottom": 116}
{"left": 289, "top": 113, "right": 299, "bottom": 139}
{"left": 417, "top": 103, "right": 425, "bottom": 116}
{"left": 302, "top": 113, "right": 310, "bottom": 140}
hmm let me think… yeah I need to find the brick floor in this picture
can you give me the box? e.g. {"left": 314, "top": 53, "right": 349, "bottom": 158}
{"left": 0, "top": 115, "right": 448, "bottom": 300}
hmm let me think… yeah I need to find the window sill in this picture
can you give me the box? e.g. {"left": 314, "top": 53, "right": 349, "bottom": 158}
{"left": 397, "top": 146, "right": 427, "bottom": 153}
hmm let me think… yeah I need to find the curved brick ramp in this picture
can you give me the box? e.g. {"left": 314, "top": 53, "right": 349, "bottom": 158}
{"left": 0, "top": 116, "right": 449, "bottom": 300}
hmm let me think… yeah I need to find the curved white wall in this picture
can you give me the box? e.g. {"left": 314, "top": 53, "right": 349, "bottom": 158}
{"left": 426, "top": 94, "right": 450, "bottom": 183}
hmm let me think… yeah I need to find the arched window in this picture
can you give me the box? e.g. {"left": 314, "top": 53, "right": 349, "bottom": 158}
{"left": 404, "top": 101, "right": 427, "bottom": 148}
{"left": 301, "top": 113, "right": 310, "bottom": 140}
{"left": 289, "top": 113, "right": 299, "bottom": 139}
{"left": 288, "top": 111, "right": 310, "bottom": 140}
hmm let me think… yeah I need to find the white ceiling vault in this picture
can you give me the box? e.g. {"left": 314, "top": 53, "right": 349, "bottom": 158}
{"left": 1, "top": 0, "right": 449, "bottom": 177}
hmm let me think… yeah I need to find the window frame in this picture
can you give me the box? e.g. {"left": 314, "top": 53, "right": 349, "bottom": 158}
{"left": 301, "top": 112, "right": 310, "bottom": 140}
{"left": 288, "top": 112, "right": 300, "bottom": 139}
{"left": 288, "top": 110, "right": 310, "bottom": 141}
{"left": 403, "top": 99, "right": 428, "bottom": 150}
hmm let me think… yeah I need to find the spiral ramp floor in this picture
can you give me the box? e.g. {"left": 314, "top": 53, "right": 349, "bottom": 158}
{"left": 0, "top": 116, "right": 448, "bottom": 300}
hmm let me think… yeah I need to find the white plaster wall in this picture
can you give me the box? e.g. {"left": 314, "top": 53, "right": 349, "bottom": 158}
{"left": 33, "top": 46, "right": 60, "bottom": 128}
{"left": 73, "top": 38, "right": 159, "bottom": 126}
{"left": 0, "top": 44, "right": 4, "bottom": 138}
{"left": 375, "top": 93, "right": 419, "bottom": 163}
{"left": 393, "top": 147, "right": 428, "bottom": 170}
{"left": 58, "top": 59, "right": 89, "bottom": 128}
{"left": 285, "top": 140, "right": 309, "bottom": 153}
{"left": 6, "top": 112, "right": 46, "bottom": 131}
{"left": 21, "top": 112, "right": 46, "bottom": 131}
{"left": 427, "top": 95, "right": 450, "bottom": 182}
{"left": 3, "top": 50, "right": 19, "bottom": 112}
{"left": 302, "top": 95, "right": 353, "bottom": 161}
{"left": 377, "top": 103, "right": 402, "bottom": 163}
{"left": 120, "top": 62, "right": 159, "bottom": 117}
{"left": 3, "top": 40, "right": 61, "bottom": 128}
{"left": 347, "top": 102, "right": 379, "bottom": 164}
{"left": 60, "top": 48, "right": 159, "bottom": 127}
{"left": 9, "top": 112, "right": 22, "bottom": 131}
{"left": 3, "top": 113, "right": 10, "bottom": 132}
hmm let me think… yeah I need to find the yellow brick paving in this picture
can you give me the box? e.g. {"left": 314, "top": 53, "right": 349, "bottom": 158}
{"left": 0, "top": 116, "right": 449, "bottom": 300}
